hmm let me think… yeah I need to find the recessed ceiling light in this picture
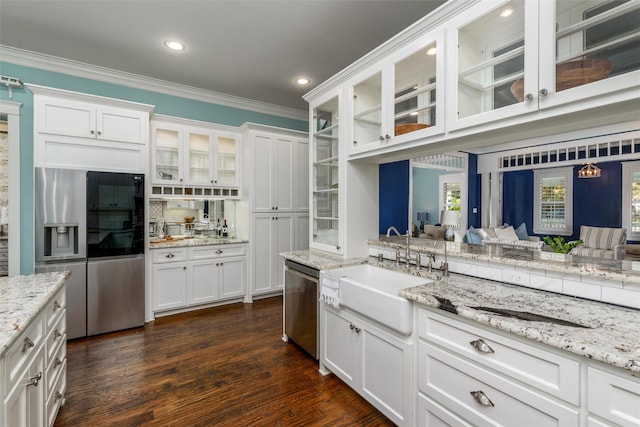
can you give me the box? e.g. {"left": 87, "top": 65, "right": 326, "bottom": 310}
{"left": 164, "top": 40, "right": 185, "bottom": 51}
{"left": 500, "top": 6, "right": 514, "bottom": 17}
{"left": 426, "top": 47, "right": 437, "bottom": 56}
{"left": 295, "top": 77, "right": 311, "bottom": 86}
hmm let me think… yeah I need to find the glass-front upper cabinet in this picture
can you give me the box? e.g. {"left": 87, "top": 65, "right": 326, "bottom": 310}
{"left": 349, "top": 29, "right": 444, "bottom": 155}
{"left": 186, "top": 129, "right": 212, "bottom": 185}
{"left": 448, "top": 0, "right": 640, "bottom": 130}
{"left": 215, "top": 134, "right": 238, "bottom": 187}
{"left": 152, "top": 122, "right": 183, "bottom": 185}
{"left": 311, "top": 94, "right": 341, "bottom": 253}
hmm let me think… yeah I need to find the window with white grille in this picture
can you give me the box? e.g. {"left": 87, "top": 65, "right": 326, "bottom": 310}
{"left": 622, "top": 161, "right": 640, "bottom": 240}
{"left": 439, "top": 173, "right": 462, "bottom": 216}
{"left": 533, "top": 167, "right": 573, "bottom": 236}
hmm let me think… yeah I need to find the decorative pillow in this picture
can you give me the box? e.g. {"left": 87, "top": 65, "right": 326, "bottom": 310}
{"left": 494, "top": 225, "right": 519, "bottom": 241}
{"left": 514, "top": 222, "right": 529, "bottom": 241}
{"left": 485, "top": 227, "right": 497, "bottom": 238}
{"left": 464, "top": 226, "right": 484, "bottom": 245}
{"left": 477, "top": 228, "right": 490, "bottom": 241}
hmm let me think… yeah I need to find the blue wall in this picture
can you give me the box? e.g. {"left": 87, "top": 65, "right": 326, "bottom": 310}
{"left": 0, "top": 61, "right": 308, "bottom": 273}
{"left": 502, "top": 161, "right": 625, "bottom": 241}
{"left": 379, "top": 161, "right": 410, "bottom": 234}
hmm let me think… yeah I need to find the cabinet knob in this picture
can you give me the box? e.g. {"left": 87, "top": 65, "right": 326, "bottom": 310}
{"left": 539, "top": 88, "right": 548, "bottom": 97}
{"left": 379, "top": 136, "right": 385, "bottom": 142}
{"left": 470, "top": 390, "right": 495, "bottom": 407}
{"left": 55, "top": 391, "right": 64, "bottom": 401}
{"left": 21, "top": 337, "right": 34, "bottom": 353}
{"left": 470, "top": 338, "right": 494, "bottom": 354}
{"left": 183, "top": 266, "right": 187, "bottom": 270}
{"left": 90, "top": 130, "right": 95, "bottom": 135}
{"left": 524, "top": 93, "right": 534, "bottom": 102}
{"left": 54, "top": 357, "right": 63, "bottom": 368}
{"left": 215, "top": 249, "right": 223, "bottom": 254}
{"left": 166, "top": 253, "right": 175, "bottom": 258}
{"left": 27, "top": 372, "right": 42, "bottom": 387}
{"left": 336, "top": 245, "right": 341, "bottom": 251}
{"left": 54, "top": 329, "right": 63, "bottom": 339}
{"left": 97, "top": 130, "right": 102, "bottom": 136}
{"left": 385, "top": 134, "right": 391, "bottom": 140}
{"left": 54, "top": 300, "right": 62, "bottom": 310}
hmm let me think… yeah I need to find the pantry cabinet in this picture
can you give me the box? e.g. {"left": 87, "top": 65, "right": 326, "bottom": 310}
{"left": 446, "top": 0, "right": 640, "bottom": 131}
{"left": 249, "top": 213, "right": 294, "bottom": 295}
{"left": 321, "top": 304, "right": 413, "bottom": 427}
{"left": 150, "top": 116, "right": 240, "bottom": 198}
{"left": 151, "top": 244, "right": 246, "bottom": 315}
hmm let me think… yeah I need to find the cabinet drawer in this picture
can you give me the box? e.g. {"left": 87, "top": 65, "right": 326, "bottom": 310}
{"left": 587, "top": 366, "right": 640, "bottom": 426}
{"left": 188, "top": 244, "right": 246, "bottom": 259}
{"left": 4, "top": 314, "right": 44, "bottom": 388}
{"left": 418, "top": 342, "right": 579, "bottom": 427}
{"left": 418, "top": 308, "right": 580, "bottom": 405}
{"left": 151, "top": 247, "right": 188, "bottom": 263}
{"left": 45, "top": 287, "right": 66, "bottom": 329}
{"left": 45, "top": 312, "right": 66, "bottom": 364}
{"left": 417, "top": 392, "right": 472, "bottom": 427}
{"left": 46, "top": 338, "right": 66, "bottom": 401}
{"left": 45, "top": 360, "right": 66, "bottom": 427}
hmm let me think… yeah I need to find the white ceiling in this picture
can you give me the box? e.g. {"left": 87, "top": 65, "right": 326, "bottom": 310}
{"left": 0, "top": 0, "right": 447, "bottom": 114}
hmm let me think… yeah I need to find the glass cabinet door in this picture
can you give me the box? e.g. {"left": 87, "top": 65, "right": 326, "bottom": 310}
{"left": 312, "top": 95, "right": 340, "bottom": 250}
{"left": 550, "top": 0, "right": 640, "bottom": 96}
{"left": 153, "top": 126, "right": 181, "bottom": 184}
{"left": 215, "top": 135, "right": 237, "bottom": 186}
{"left": 352, "top": 72, "right": 383, "bottom": 150}
{"left": 455, "top": 0, "right": 528, "bottom": 121}
{"left": 394, "top": 39, "right": 440, "bottom": 137}
{"left": 187, "top": 129, "right": 212, "bottom": 185}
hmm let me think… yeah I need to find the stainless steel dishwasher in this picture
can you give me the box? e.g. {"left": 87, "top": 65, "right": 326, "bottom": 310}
{"left": 284, "top": 259, "right": 319, "bottom": 359}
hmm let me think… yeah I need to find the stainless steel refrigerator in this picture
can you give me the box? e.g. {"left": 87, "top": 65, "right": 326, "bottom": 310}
{"left": 35, "top": 167, "right": 145, "bottom": 338}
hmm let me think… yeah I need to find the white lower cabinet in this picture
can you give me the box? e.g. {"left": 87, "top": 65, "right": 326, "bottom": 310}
{"left": 151, "top": 244, "right": 247, "bottom": 315}
{"left": 587, "top": 366, "right": 640, "bottom": 427}
{"left": 250, "top": 213, "right": 293, "bottom": 296}
{"left": 321, "top": 305, "right": 413, "bottom": 426}
{"left": 2, "top": 285, "right": 67, "bottom": 427}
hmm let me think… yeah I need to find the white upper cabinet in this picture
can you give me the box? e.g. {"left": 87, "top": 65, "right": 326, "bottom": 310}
{"left": 447, "top": 0, "right": 640, "bottom": 130}
{"left": 150, "top": 117, "right": 240, "bottom": 195}
{"left": 348, "top": 29, "right": 445, "bottom": 155}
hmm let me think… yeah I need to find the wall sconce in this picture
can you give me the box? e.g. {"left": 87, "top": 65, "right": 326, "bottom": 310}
{"left": 417, "top": 212, "right": 429, "bottom": 232}
{"left": 578, "top": 163, "right": 601, "bottom": 179}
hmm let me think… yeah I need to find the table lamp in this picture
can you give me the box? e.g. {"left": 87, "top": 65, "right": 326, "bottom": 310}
{"left": 417, "top": 212, "right": 429, "bottom": 232}
{"left": 440, "top": 210, "right": 460, "bottom": 241}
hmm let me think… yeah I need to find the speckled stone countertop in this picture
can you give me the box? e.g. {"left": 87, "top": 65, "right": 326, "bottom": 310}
{"left": 0, "top": 272, "right": 70, "bottom": 358}
{"left": 363, "top": 258, "right": 640, "bottom": 373}
{"left": 279, "top": 250, "right": 367, "bottom": 271}
{"left": 149, "top": 237, "right": 249, "bottom": 249}
{"left": 370, "top": 237, "right": 640, "bottom": 284}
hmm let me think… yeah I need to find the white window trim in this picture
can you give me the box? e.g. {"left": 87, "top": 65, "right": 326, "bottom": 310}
{"left": 438, "top": 172, "right": 467, "bottom": 230}
{"left": 533, "top": 167, "right": 573, "bottom": 236}
{"left": 622, "top": 160, "right": 640, "bottom": 241}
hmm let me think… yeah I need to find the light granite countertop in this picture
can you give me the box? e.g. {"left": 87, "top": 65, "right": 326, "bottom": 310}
{"left": 0, "top": 272, "right": 70, "bottom": 358}
{"left": 149, "top": 237, "right": 249, "bottom": 249}
{"left": 279, "top": 249, "right": 367, "bottom": 271}
{"left": 370, "top": 237, "right": 640, "bottom": 284}
{"left": 364, "top": 257, "right": 640, "bottom": 374}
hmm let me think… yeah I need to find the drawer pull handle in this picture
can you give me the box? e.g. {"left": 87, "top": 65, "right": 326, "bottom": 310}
{"left": 54, "top": 329, "right": 63, "bottom": 339}
{"left": 54, "top": 357, "right": 63, "bottom": 368}
{"left": 22, "top": 337, "right": 35, "bottom": 353}
{"left": 470, "top": 339, "right": 494, "bottom": 354}
{"left": 55, "top": 391, "right": 63, "bottom": 401}
{"left": 215, "top": 249, "right": 223, "bottom": 254}
{"left": 54, "top": 301, "right": 62, "bottom": 310}
{"left": 166, "top": 253, "right": 175, "bottom": 258}
{"left": 470, "top": 390, "right": 495, "bottom": 407}
{"left": 27, "top": 372, "right": 42, "bottom": 387}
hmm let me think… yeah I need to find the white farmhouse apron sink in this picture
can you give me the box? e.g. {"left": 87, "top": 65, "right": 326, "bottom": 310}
{"left": 329, "top": 264, "right": 431, "bottom": 335}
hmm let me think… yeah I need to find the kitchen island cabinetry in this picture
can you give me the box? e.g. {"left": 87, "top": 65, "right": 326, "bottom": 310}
{"left": 1, "top": 273, "right": 69, "bottom": 427}
{"left": 151, "top": 243, "right": 247, "bottom": 316}
{"left": 320, "top": 304, "right": 413, "bottom": 426}
{"left": 29, "top": 84, "right": 153, "bottom": 172}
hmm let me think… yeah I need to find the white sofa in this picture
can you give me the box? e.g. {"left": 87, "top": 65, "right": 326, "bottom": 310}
{"left": 569, "top": 225, "right": 627, "bottom": 260}
{"left": 456, "top": 224, "right": 544, "bottom": 250}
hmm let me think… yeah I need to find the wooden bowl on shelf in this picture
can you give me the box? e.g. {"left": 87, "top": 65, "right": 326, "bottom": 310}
{"left": 394, "top": 123, "right": 430, "bottom": 136}
{"left": 510, "top": 59, "right": 613, "bottom": 102}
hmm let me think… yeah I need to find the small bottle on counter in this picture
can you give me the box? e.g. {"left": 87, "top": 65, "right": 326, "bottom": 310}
{"left": 222, "top": 219, "right": 228, "bottom": 237}
{"left": 216, "top": 219, "right": 222, "bottom": 237}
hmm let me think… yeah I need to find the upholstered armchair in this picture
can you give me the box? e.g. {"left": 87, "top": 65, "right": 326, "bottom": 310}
{"left": 569, "top": 225, "right": 627, "bottom": 260}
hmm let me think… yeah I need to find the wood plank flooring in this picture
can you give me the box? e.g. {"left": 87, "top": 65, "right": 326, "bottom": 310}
{"left": 54, "top": 297, "right": 394, "bottom": 426}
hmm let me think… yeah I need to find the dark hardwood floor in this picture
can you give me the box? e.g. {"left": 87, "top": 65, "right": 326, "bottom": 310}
{"left": 54, "top": 297, "right": 394, "bottom": 426}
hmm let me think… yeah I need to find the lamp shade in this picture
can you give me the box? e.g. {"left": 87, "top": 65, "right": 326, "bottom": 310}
{"left": 440, "top": 210, "right": 460, "bottom": 227}
{"left": 417, "top": 212, "right": 429, "bottom": 223}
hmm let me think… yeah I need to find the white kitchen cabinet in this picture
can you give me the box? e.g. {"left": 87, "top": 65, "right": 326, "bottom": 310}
{"left": 294, "top": 213, "right": 309, "bottom": 251}
{"left": 29, "top": 85, "right": 153, "bottom": 172}
{"left": 249, "top": 133, "right": 294, "bottom": 212}
{"left": 321, "top": 305, "right": 413, "bottom": 426}
{"left": 250, "top": 213, "right": 293, "bottom": 296}
{"left": 294, "top": 140, "right": 310, "bottom": 212}
{"left": 348, "top": 28, "right": 445, "bottom": 156}
{"left": 587, "top": 366, "right": 640, "bottom": 426}
{"left": 446, "top": 0, "right": 640, "bottom": 131}
{"left": 2, "top": 284, "right": 67, "bottom": 427}
{"left": 151, "top": 244, "right": 246, "bottom": 315}
{"left": 150, "top": 116, "right": 240, "bottom": 198}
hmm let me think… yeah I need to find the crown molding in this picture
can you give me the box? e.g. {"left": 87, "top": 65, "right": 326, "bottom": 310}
{"left": 0, "top": 45, "right": 307, "bottom": 121}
